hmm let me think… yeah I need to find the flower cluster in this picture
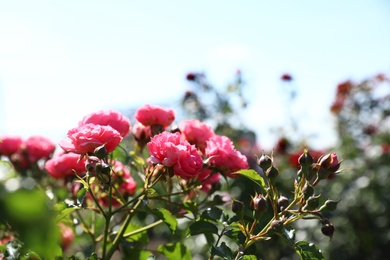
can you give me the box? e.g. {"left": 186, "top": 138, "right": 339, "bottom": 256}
{"left": 0, "top": 134, "right": 55, "bottom": 171}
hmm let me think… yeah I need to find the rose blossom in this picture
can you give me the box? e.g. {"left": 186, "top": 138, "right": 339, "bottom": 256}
{"left": 205, "top": 135, "right": 249, "bottom": 178}
{"left": 172, "top": 142, "right": 203, "bottom": 179}
{"left": 24, "top": 135, "right": 56, "bottom": 162}
{"left": 147, "top": 132, "right": 203, "bottom": 179}
{"left": 134, "top": 104, "right": 175, "bottom": 128}
{"left": 179, "top": 119, "right": 215, "bottom": 153}
{"left": 0, "top": 135, "right": 23, "bottom": 156}
{"left": 111, "top": 160, "right": 137, "bottom": 196}
{"left": 59, "top": 123, "right": 122, "bottom": 154}
{"left": 147, "top": 132, "right": 182, "bottom": 166}
{"left": 79, "top": 110, "right": 131, "bottom": 138}
{"left": 45, "top": 153, "right": 86, "bottom": 179}
{"left": 58, "top": 223, "right": 75, "bottom": 251}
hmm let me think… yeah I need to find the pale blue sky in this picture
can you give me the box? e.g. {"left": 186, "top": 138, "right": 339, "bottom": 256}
{"left": 1, "top": 1, "right": 389, "bottom": 149}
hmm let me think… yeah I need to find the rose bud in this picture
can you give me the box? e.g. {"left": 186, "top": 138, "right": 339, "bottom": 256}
{"left": 319, "top": 199, "right": 340, "bottom": 212}
{"left": 257, "top": 152, "right": 272, "bottom": 172}
{"left": 302, "top": 194, "right": 321, "bottom": 211}
{"left": 278, "top": 195, "right": 289, "bottom": 212}
{"left": 321, "top": 219, "right": 335, "bottom": 239}
{"left": 251, "top": 193, "right": 267, "bottom": 214}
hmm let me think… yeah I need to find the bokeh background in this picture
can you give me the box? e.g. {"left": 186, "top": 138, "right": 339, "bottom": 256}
{"left": 1, "top": 1, "right": 390, "bottom": 259}
{"left": 1, "top": 0, "right": 389, "bottom": 149}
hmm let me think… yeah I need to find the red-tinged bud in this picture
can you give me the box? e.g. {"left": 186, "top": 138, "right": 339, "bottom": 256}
{"left": 278, "top": 195, "right": 289, "bottom": 211}
{"left": 186, "top": 73, "right": 198, "bottom": 81}
{"left": 251, "top": 193, "right": 267, "bottom": 214}
{"left": 281, "top": 73, "right": 293, "bottom": 81}
{"left": 85, "top": 156, "right": 101, "bottom": 174}
{"left": 271, "top": 219, "right": 284, "bottom": 231}
{"left": 321, "top": 219, "right": 335, "bottom": 239}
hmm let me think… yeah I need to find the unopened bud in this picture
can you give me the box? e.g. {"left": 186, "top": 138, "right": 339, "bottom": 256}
{"left": 232, "top": 200, "right": 244, "bottom": 219}
{"left": 85, "top": 156, "right": 101, "bottom": 174}
{"left": 319, "top": 199, "right": 340, "bottom": 212}
{"left": 96, "top": 162, "right": 111, "bottom": 175}
{"left": 94, "top": 144, "right": 108, "bottom": 159}
{"left": 321, "top": 219, "right": 335, "bottom": 239}
{"left": 278, "top": 195, "right": 289, "bottom": 211}
{"left": 257, "top": 153, "right": 272, "bottom": 171}
{"left": 251, "top": 193, "right": 267, "bottom": 214}
{"left": 270, "top": 220, "right": 283, "bottom": 231}
{"left": 303, "top": 194, "right": 321, "bottom": 211}
{"left": 298, "top": 151, "right": 314, "bottom": 167}
{"left": 266, "top": 166, "right": 279, "bottom": 184}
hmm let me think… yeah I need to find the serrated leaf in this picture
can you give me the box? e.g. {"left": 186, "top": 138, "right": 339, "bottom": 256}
{"left": 157, "top": 243, "right": 191, "bottom": 260}
{"left": 189, "top": 220, "right": 219, "bottom": 236}
{"left": 233, "top": 169, "right": 267, "bottom": 191}
{"left": 124, "top": 223, "right": 149, "bottom": 244}
{"left": 294, "top": 241, "right": 324, "bottom": 260}
{"left": 211, "top": 242, "right": 233, "bottom": 259}
{"left": 150, "top": 208, "right": 178, "bottom": 234}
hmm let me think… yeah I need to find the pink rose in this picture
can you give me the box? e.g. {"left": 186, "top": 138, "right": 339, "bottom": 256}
{"left": 79, "top": 110, "right": 131, "bottom": 138}
{"left": 173, "top": 143, "right": 203, "bottom": 179}
{"left": 179, "top": 119, "right": 215, "bottom": 153}
{"left": 24, "top": 135, "right": 56, "bottom": 162}
{"left": 147, "top": 132, "right": 182, "bottom": 166}
{"left": 0, "top": 135, "right": 23, "bottom": 156}
{"left": 45, "top": 153, "right": 86, "bottom": 179}
{"left": 59, "top": 123, "right": 122, "bottom": 154}
{"left": 134, "top": 104, "right": 175, "bottom": 128}
{"left": 118, "top": 179, "right": 137, "bottom": 196}
{"left": 205, "top": 135, "right": 249, "bottom": 178}
{"left": 112, "top": 160, "right": 137, "bottom": 196}
{"left": 132, "top": 122, "right": 152, "bottom": 140}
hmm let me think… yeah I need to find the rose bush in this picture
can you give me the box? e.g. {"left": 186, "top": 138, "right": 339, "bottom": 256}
{"left": 0, "top": 75, "right": 347, "bottom": 260}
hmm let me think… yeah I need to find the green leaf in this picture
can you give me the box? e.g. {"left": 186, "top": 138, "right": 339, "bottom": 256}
{"left": 87, "top": 252, "right": 98, "bottom": 260}
{"left": 282, "top": 226, "right": 296, "bottom": 245}
{"left": 76, "top": 188, "right": 87, "bottom": 205}
{"left": 294, "top": 241, "right": 324, "bottom": 260}
{"left": 55, "top": 207, "right": 79, "bottom": 223}
{"left": 224, "top": 225, "right": 245, "bottom": 245}
{"left": 189, "top": 220, "right": 219, "bottom": 236}
{"left": 150, "top": 208, "right": 178, "bottom": 234}
{"left": 211, "top": 242, "right": 233, "bottom": 259}
{"left": 233, "top": 169, "right": 267, "bottom": 191}
{"left": 121, "top": 248, "right": 154, "bottom": 260}
{"left": 157, "top": 243, "right": 191, "bottom": 260}
{"left": 200, "top": 206, "right": 223, "bottom": 222}
{"left": 124, "top": 223, "right": 149, "bottom": 244}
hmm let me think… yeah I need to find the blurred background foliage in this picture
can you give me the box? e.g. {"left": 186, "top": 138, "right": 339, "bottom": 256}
{"left": 179, "top": 71, "right": 390, "bottom": 259}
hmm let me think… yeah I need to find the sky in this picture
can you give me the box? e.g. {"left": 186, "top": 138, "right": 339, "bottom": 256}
{"left": 1, "top": 1, "right": 390, "bottom": 150}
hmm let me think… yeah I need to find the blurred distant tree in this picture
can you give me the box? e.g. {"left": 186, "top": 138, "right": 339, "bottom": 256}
{"left": 323, "top": 73, "right": 390, "bottom": 260}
